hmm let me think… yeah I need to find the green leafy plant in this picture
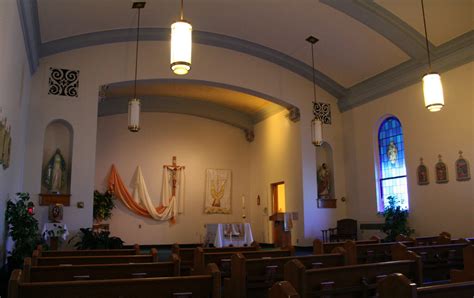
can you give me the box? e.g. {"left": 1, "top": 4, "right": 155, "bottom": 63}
{"left": 93, "top": 190, "right": 115, "bottom": 222}
{"left": 5, "top": 193, "right": 41, "bottom": 269}
{"left": 69, "top": 228, "right": 124, "bottom": 250}
{"left": 381, "top": 196, "right": 414, "bottom": 242}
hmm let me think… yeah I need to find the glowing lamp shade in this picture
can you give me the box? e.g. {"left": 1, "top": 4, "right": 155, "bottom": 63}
{"left": 128, "top": 98, "right": 141, "bottom": 132}
{"left": 423, "top": 72, "right": 444, "bottom": 112}
{"left": 311, "top": 118, "right": 323, "bottom": 146}
{"left": 171, "top": 20, "right": 192, "bottom": 75}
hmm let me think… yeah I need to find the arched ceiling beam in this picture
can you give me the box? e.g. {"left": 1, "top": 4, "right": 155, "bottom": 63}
{"left": 320, "top": 0, "right": 430, "bottom": 60}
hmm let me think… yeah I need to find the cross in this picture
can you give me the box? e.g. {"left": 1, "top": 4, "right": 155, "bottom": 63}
{"left": 459, "top": 150, "right": 463, "bottom": 157}
{"left": 164, "top": 156, "right": 185, "bottom": 196}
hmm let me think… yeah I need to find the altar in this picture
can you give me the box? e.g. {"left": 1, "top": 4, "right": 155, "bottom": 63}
{"left": 205, "top": 223, "right": 253, "bottom": 248}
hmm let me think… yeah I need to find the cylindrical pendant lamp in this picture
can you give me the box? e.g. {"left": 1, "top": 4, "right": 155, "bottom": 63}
{"left": 311, "top": 118, "right": 323, "bottom": 146}
{"left": 171, "top": 1, "right": 192, "bottom": 75}
{"left": 422, "top": 72, "right": 444, "bottom": 112}
{"left": 128, "top": 98, "right": 141, "bottom": 132}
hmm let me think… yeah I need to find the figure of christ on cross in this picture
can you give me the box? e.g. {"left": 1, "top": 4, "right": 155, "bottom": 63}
{"left": 163, "top": 156, "right": 185, "bottom": 197}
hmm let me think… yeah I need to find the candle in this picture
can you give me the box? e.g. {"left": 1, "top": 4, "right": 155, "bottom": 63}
{"left": 241, "top": 195, "right": 245, "bottom": 208}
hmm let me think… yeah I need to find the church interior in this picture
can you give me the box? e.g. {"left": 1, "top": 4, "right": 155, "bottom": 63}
{"left": 0, "top": 0, "right": 473, "bottom": 297}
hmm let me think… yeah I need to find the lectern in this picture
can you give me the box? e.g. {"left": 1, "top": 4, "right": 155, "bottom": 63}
{"left": 269, "top": 212, "right": 298, "bottom": 248}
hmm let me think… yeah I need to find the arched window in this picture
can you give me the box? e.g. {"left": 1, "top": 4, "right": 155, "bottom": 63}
{"left": 377, "top": 116, "right": 409, "bottom": 212}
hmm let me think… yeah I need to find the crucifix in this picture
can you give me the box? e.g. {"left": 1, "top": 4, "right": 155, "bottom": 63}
{"left": 163, "top": 156, "right": 185, "bottom": 196}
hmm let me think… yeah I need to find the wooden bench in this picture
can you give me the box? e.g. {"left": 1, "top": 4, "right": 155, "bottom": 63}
{"left": 194, "top": 247, "right": 293, "bottom": 275}
{"left": 172, "top": 243, "right": 259, "bottom": 275}
{"left": 396, "top": 232, "right": 453, "bottom": 246}
{"left": 269, "top": 281, "right": 299, "bottom": 298}
{"left": 450, "top": 245, "right": 474, "bottom": 282}
{"left": 32, "top": 248, "right": 159, "bottom": 266}
{"left": 36, "top": 244, "right": 140, "bottom": 257}
{"left": 284, "top": 258, "right": 422, "bottom": 297}
{"left": 8, "top": 263, "right": 221, "bottom": 298}
{"left": 392, "top": 241, "right": 469, "bottom": 283}
{"left": 342, "top": 240, "right": 415, "bottom": 265}
{"left": 229, "top": 248, "right": 348, "bottom": 298}
{"left": 313, "top": 236, "right": 380, "bottom": 254}
{"left": 378, "top": 273, "right": 474, "bottom": 298}
{"left": 22, "top": 253, "right": 180, "bottom": 282}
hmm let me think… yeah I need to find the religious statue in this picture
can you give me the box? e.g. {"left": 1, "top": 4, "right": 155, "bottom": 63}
{"left": 317, "top": 163, "right": 330, "bottom": 198}
{"left": 43, "top": 149, "right": 67, "bottom": 193}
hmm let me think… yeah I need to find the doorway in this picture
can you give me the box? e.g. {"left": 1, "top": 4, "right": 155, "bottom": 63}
{"left": 270, "top": 181, "right": 286, "bottom": 243}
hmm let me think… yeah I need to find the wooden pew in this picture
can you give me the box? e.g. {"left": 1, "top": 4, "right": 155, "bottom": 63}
{"left": 230, "top": 248, "right": 348, "bottom": 298}
{"left": 269, "top": 281, "right": 300, "bottom": 298}
{"left": 450, "top": 245, "right": 474, "bottom": 282}
{"left": 172, "top": 243, "right": 259, "bottom": 275}
{"left": 194, "top": 247, "right": 293, "bottom": 275}
{"left": 22, "top": 253, "right": 180, "bottom": 282}
{"left": 32, "top": 248, "right": 159, "bottom": 266}
{"left": 396, "top": 232, "right": 453, "bottom": 246}
{"left": 392, "top": 241, "right": 469, "bottom": 283}
{"left": 378, "top": 273, "right": 474, "bottom": 298}
{"left": 313, "top": 236, "right": 380, "bottom": 254}
{"left": 284, "top": 258, "right": 422, "bottom": 297}
{"left": 36, "top": 244, "right": 140, "bottom": 257}
{"left": 8, "top": 263, "right": 221, "bottom": 298}
{"left": 342, "top": 240, "right": 415, "bottom": 265}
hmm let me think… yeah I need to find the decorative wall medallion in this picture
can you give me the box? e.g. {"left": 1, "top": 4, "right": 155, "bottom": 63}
{"left": 387, "top": 141, "right": 398, "bottom": 165}
{"left": 417, "top": 158, "right": 429, "bottom": 185}
{"left": 435, "top": 155, "right": 448, "bottom": 184}
{"left": 48, "top": 68, "right": 80, "bottom": 97}
{"left": 455, "top": 150, "right": 470, "bottom": 181}
{"left": 313, "top": 102, "right": 331, "bottom": 124}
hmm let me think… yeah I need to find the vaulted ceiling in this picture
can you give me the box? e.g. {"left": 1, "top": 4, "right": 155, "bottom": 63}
{"left": 22, "top": 0, "right": 473, "bottom": 112}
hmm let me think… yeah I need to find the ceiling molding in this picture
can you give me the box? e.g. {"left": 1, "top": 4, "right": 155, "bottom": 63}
{"left": 320, "top": 0, "right": 430, "bottom": 59}
{"left": 99, "top": 95, "right": 254, "bottom": 131}
{"left": 40, "top": 28, "right": 348, "bottom": 100}
{"left": 17, "top": 0, "right": 474, "bottom": 113}
{"left": 17, "top": 0, "right": 41, "bottom": 74}
{"left": 338, "top": 30, "right": 474, "bottom": 111}
{"left": 105, "top": 78, "right": 297, "bottom": 110}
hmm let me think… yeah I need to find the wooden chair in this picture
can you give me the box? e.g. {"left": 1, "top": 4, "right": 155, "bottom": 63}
{"left": 322, "top": 218, "right": 357, "bottom": 242}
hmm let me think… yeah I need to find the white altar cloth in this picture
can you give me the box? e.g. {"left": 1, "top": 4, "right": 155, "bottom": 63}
{"left": 42, "top": 223, "right": 69, "bottom": 240}
{"left": 206, "top": 223, "right": 253, "bottom": 248}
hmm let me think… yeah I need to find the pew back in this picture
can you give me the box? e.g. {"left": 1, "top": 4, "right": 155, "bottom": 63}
{"left": 36, "top": 244, "right": 140, "bottom": 257}
{"left": 377, "top": 273, "right": 474, "bottom": 298}
{"left": 23, "top": 254, "right": 180, "bottom": 282}
{"left": 32, "top": 248, "right": 158, "bottom": 266}
{"left": 313, "top": 236, "right": 380, "bottom": 254}
{"left": 231, "top": 251, "right": 346, "bottom": 298}
{"left": 9, "top": 263, "right": 221, "bottom": 298}
{"left": 284, "top": 259, "right": 422, "bottom": 297}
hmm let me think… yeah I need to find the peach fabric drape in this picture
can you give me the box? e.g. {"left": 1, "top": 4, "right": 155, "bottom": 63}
{"left": 108, "top": 165, "right": 183, "bottom": 222}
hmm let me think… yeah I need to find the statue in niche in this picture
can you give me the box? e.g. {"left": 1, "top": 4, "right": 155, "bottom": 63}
{"left": 43, "top": 149, "right": 67, "bottom": 193}
{"left": 317, "top": 163, "right": 331, "bottom": 198}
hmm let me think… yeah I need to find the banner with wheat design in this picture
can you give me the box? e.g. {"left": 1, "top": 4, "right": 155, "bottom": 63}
{"left": 204, "top": 169, "right": 231, "bottom": 214}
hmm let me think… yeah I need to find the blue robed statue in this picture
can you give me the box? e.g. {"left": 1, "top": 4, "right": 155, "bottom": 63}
{"left": 43, "top": 149, "right": 67, "bottom": 193}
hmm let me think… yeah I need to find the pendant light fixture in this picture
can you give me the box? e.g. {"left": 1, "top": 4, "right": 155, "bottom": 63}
{"left": 128, "top": 2, "right": 145, "bottom": 132}
{"left": 421, "top": 0, "right": 444, "bottom": 112}
{"left": 307, "top": 36, "right": 323, "bottom": 147}
{"left": 171, "top": 0, "right": 192, "bottom": 75}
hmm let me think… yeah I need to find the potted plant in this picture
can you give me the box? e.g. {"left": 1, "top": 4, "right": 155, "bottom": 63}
{"left": 381, "top": 196, "right": 414, "bottom": 242}
{"left": 93, "top": 190, "right": 115, "bottom": 223}
{"left": 69, "top": 228, "right": 124, "bottom": 250}
{"left": 5, "top": 193, "right": 41, "bottom": 269}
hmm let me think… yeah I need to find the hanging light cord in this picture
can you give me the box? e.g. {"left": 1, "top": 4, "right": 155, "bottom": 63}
{"left": 133, "top": 7, "right": 141, "bottom": 99}
{"left": 310, "top": 43, "right": 317, "bottom": 104}
{"left": 421, "top": 0, "right": 432, "bottom": 70}
{"left": 180, "top": 0, "right": 184, "bottom": 20}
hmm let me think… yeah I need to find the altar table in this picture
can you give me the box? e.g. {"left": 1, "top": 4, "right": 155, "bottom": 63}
{"left": 205, "top": 223, "right": 253, "bottom": 248}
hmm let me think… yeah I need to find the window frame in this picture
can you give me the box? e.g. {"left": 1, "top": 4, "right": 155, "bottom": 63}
{"left": 375, "top": 116, "right": 410, "bottom": 213}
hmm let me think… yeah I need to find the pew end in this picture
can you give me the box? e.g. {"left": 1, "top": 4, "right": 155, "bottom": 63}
{"left": 377, "top": 273, "right": 417, "bottom": 298}
{"left": 313, "top": 239, "right": 323, "bottom": 255}
{"left": 283, "top": 259, "right": 306, "bottom": 295}
{"left": 269, "top": 281, "right": 300, "bottom": 298}
{"left": 150, "top": 247, "right": 159, "bottom": 262}
{"left": 206, "top": 263, "right": 221, "bottom": 298}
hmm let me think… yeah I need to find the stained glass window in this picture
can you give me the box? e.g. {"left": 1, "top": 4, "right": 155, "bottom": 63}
{"left": 377, "top": 117, "right": 409, "bottom": 211}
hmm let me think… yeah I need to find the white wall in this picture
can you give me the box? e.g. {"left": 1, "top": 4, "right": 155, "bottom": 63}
{"left": 0, "top": 0, "right": 32, "bottom": 260}
{"left": 95, "top": 112, "right": 250, "bottom": 244}
{"left": 23, "top": 40, "right": 344, "bottom": 245}
{"left": 343, "top": 62, "right": 474, "bottom": 238}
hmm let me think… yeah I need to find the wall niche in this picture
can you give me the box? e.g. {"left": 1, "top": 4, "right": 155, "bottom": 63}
{"left": 39, "top": 119, "right": 73, "bottom": 205}
{"left": 316, "top": 142, "right": 336, "bottom": 208}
